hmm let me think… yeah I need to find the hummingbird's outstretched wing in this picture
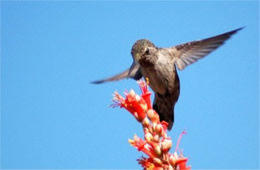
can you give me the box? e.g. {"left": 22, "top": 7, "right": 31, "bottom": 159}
{"left": 172, "top": 27, "right": 244, "bottom": 70}
{"left": 91, "top": 63, "right": 142, "bottom": 84}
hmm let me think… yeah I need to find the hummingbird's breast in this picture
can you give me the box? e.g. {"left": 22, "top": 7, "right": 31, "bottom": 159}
{"left": 139, "top": 49, "right": 178, "bottom": 95}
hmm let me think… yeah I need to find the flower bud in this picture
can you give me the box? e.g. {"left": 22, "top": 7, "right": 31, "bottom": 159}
{"left": 143, "top": 127, "right": 149, "bottom": 133}
{"left": 145, "top": 132, "right": 153, "bottom": 142}
{"left": 129, "top": 89, "right": 135, "bottom": 97}
{"left": 153, "top": 134, "right": 159, "bottom": 142}
{"left": 147, "top": 109, "right": 160, "bottom": 123}
{"left": 153, "top": 157, "right": 162, "bottom": 165}
{"left": 155, "top": 124, "right": 163, "bottom": 135}
{"left": 152, "top": 122, "right": 157, "bottom": 131}
{"left": 147, "top": 109, "right": 154, "bottom": 119}
{"left": 135, "top": 94, "right": 141, "bottom": 102}
{"left": 161, "top": 138, "right": 172, "bottom": 153}
{"left": 142, "top": 117, "right": 150, "bottom": 128}
{"left": 154, "top": 145, "right": 162, "bottom": 156}
{"left": 169, "top": 155, "right": 176, "bottom": 166}
{"left": 128, "top": 139, "right": 134, "bottom": 145}
{"left": 140, "top": 103, "right": 147, "bottom": 111}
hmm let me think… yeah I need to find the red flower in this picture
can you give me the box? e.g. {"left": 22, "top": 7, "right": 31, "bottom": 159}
{"left": 176, "top": 157, "right": 191, "bottom": 170}
{"left": 112, "top": 90, "right": 147, "bottom": 122}
{"left": 112, "top": 80, "right": 190, "bottom": 169}
{"left": 138, "top": 80, "right": 152, "bottom": 110}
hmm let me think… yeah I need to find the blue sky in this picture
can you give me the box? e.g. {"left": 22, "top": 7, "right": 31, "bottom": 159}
{"left": 1, "top": 1, "right": 259, "bottom": 169}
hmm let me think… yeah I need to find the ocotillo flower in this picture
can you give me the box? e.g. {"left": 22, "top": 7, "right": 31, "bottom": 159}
{"left": 112, "top": 80, "right": 191, "bottom": 170}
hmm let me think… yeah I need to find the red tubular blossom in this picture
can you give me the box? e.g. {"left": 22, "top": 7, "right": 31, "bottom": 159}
{"left": 112, "top": 80, "right": 190, "bottom": 169}
{"left": 138, "top": 80, "right": 152, "bottom": 109}
{"left": 137, "top": 157, "right": 152, "bottom": 169}
{"left": 176, "top": 157, "right": 191, "bottom": 170}
{"left": 113, "top": 89, "right": 147, "bottom": 122}
{"left": 129, "top": 135, "right": 157, "bottom": 159}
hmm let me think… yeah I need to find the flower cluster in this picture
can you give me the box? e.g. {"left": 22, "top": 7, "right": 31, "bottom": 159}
{"left": 112, "top": 80, "right": 191, "bottom": 170}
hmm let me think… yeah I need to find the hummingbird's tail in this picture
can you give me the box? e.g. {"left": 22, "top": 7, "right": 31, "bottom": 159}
{"left": 153, "top": 92, "right": 178, "bottom": 130}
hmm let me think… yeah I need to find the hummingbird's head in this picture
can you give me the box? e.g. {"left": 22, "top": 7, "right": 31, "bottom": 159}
{"left": 131, "top": 39, "right": 156, "bottom": 62}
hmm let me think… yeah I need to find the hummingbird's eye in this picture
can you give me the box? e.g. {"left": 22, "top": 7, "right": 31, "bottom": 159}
{"left": 144, "top": 48, "right": 150, "bottom": 55}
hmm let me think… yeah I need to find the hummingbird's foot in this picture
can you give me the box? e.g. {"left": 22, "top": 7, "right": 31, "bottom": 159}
{"left": 145, "top": 77, "right": 150, "bottom": 86}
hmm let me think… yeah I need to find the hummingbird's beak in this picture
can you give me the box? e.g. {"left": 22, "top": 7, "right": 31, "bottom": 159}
{"left": 128, "top": 61, "right": 138, "bottom": 77}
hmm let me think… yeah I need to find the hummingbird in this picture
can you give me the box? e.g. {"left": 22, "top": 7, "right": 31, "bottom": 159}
{"left": 92, "top": 27, "right": 243, "bottom": 130}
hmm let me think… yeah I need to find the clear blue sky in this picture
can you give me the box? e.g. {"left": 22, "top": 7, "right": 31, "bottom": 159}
{"left": 1, "top": 1, "right": 259, "bottom": 169}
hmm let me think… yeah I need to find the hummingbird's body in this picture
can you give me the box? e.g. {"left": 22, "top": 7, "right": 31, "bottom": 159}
{"left": 93, "top": 27, "right": 243, "bottom": 130}
{"left": 136, "top": 46, "right": 180, "bottom": 129}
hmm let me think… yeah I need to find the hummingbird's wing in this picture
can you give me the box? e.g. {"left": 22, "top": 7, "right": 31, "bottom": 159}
{"left": 172, "top": 27, "right": 244, "bottom": 70}
{"left": 91, "top": 63, "right": 142, "bottom": 84}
